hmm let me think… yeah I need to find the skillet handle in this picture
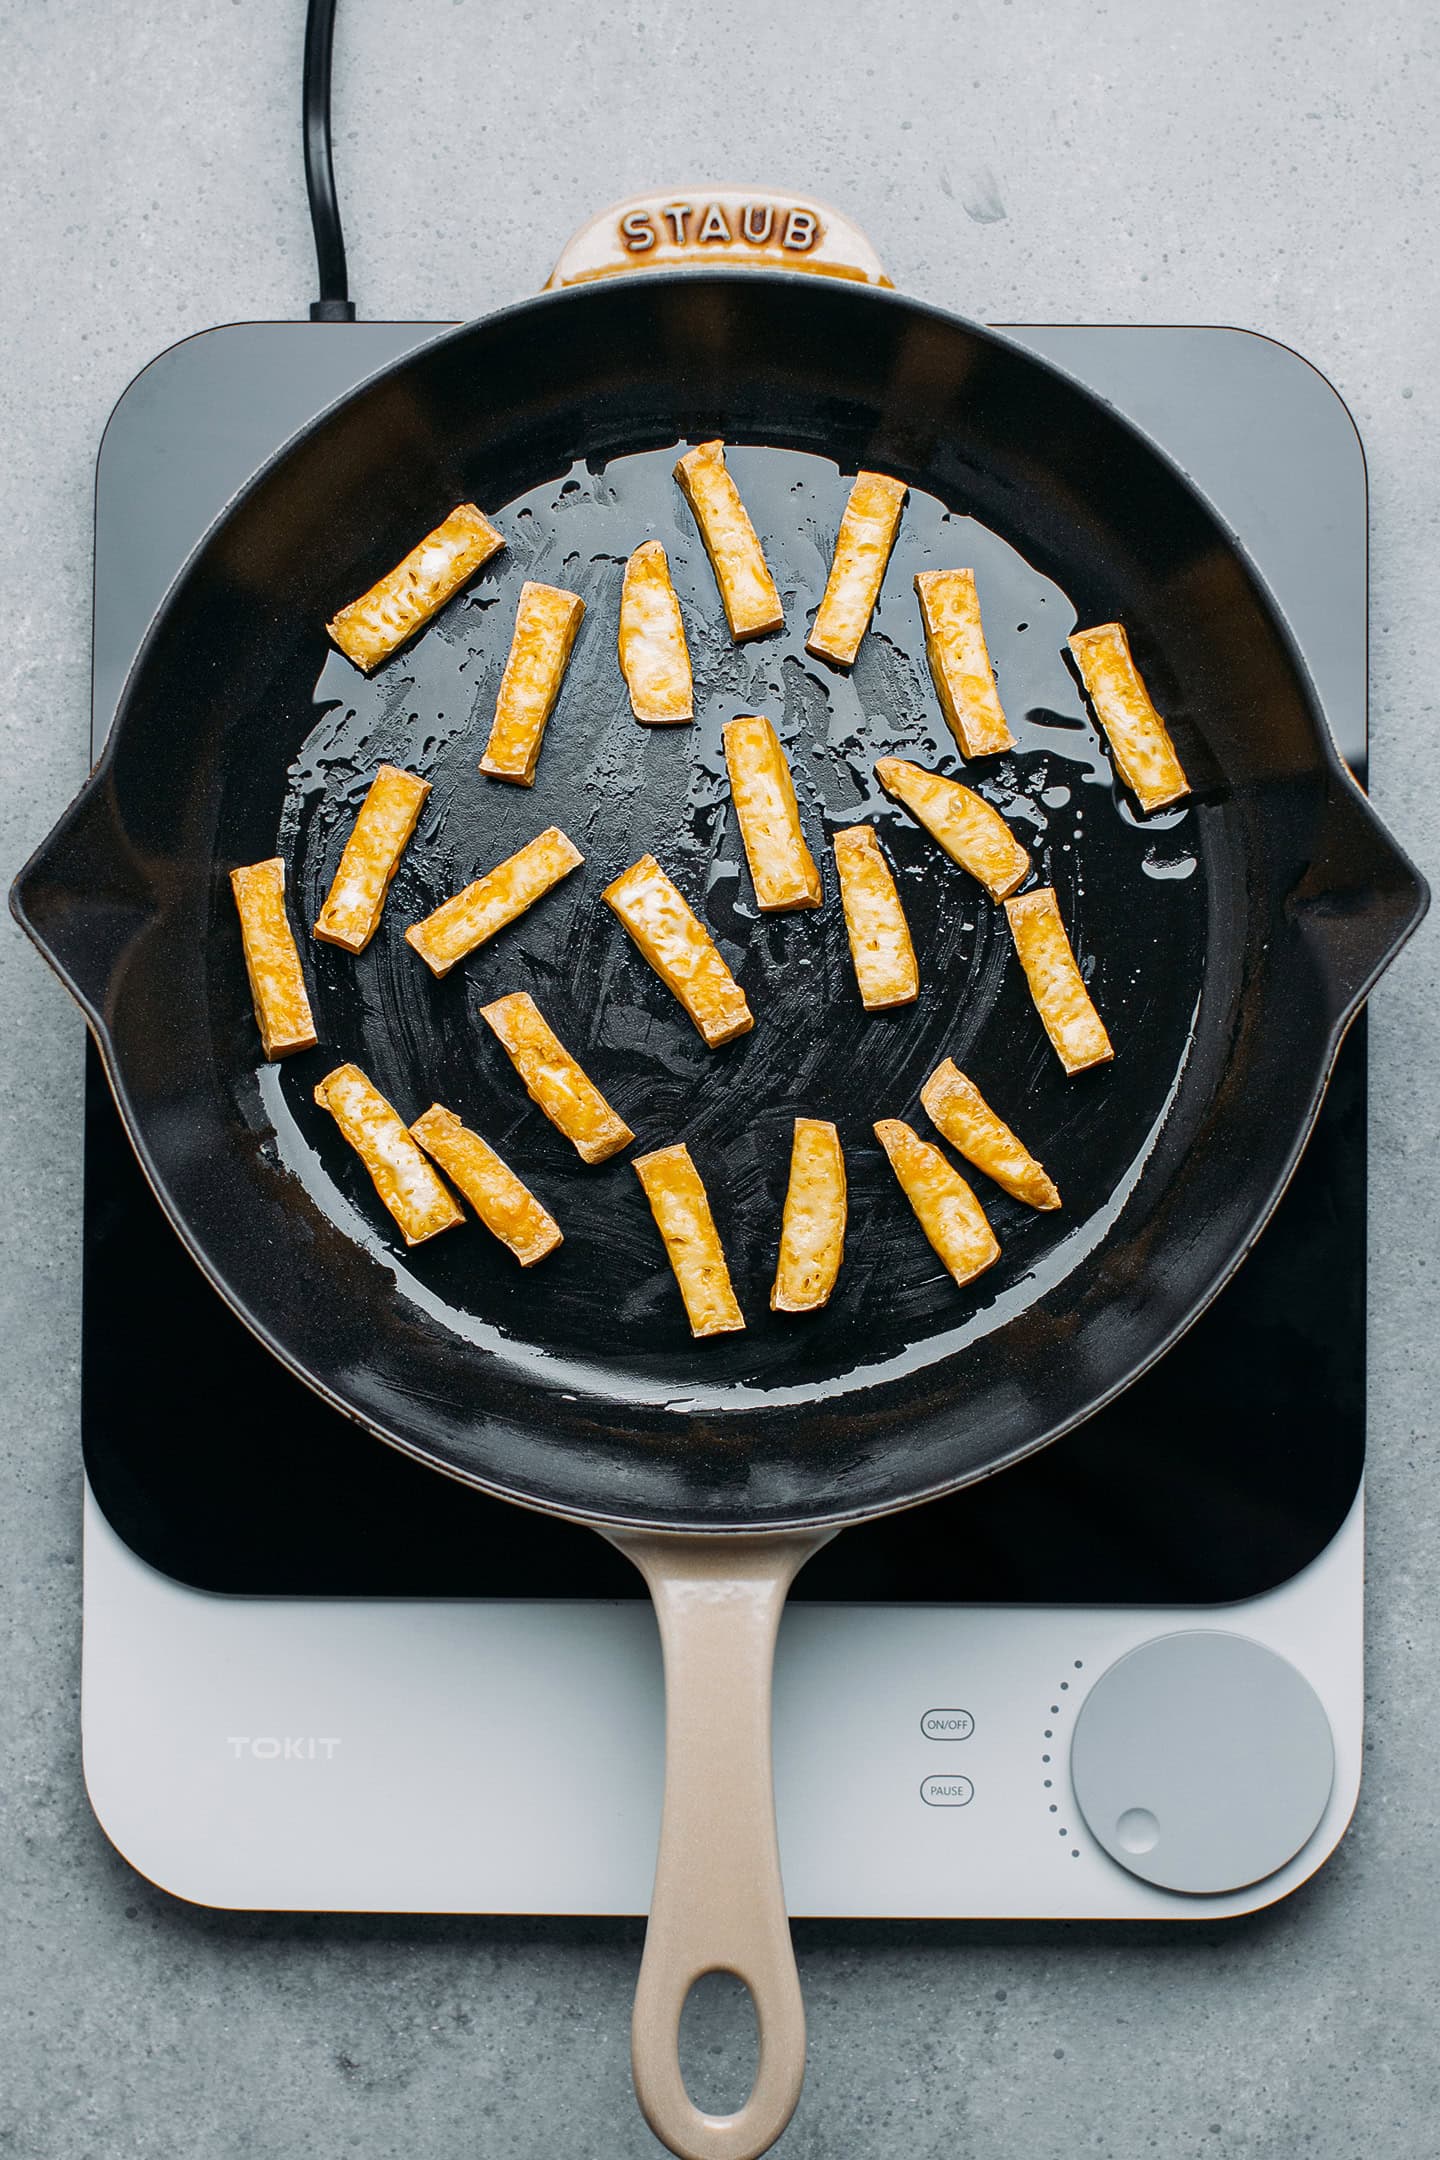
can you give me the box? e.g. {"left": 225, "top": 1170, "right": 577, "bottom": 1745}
{"left": 546, "top": 188, "right": 891, "bottom": 291}
{"left": 605, "top": 1527, "right": 835, "bottom": 2160}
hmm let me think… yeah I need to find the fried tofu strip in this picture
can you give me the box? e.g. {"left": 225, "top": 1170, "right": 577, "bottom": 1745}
{"left": 1004, "top": 887, "right": 1114, "bottom": 1076}
{"left": 619, "top": 541, "right": 694, "bottom": 723}
{"left": 806, "top": 471, "right": 907, "bottom": 666}
{"left": 1068, "top": 621, "right": 1190, "bottom": 814}
{"left": 674, "top": 440, "right": 784, "bottom": 641}
{"left": 634, "top": 1143, "right": 745, "bottom": 1337}
{"left": 832, "top": 824, "right": 918, "bottom": 1011}
{"left": 771, "top": 1118, "right": 847, "bottom": 1313}
{"left": 479, "top": 581, "right": 586, "bottom": 785}
{"left": 602, "top": 855, "right": 754, "bottom": 1048}
{"left": 920, "top": 1060, "right": 1061, "bottom": 1210}
{"left": 874, "top": 1119, "right": 1000, "bottom": 1290}
{"left": 410, "top": 1103, "right": 562, "bottom": 1267}
{"left": 914, "top": 569, "right": 1014, "bottom": 759}
{"left": 722, "top": 714, "right": 822, "bottom": 912}
{"left": 229, "top": 858, "right": 317, "bottom": 1058}
{"left": 313, "top": 765, "right": 430, "bottom": 953}
{"left": 405, "top": 827, "right": 583, "bottom": 978}
{"left": 875, "top": 757, "right": 1029, "bottom": 900}
{"left": 327, "top": 504, "right": 505, "bottom": 672}
{"left": 314, "top": 1063, "right": 463, "bottom": 1246}
{"left": 479, "top": 991, "right": 634, "bottom": 1163}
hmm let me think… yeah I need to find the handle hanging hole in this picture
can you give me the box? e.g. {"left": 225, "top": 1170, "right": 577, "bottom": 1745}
{"left": 677, "top": 1969, "right": 761, "bottom": 2120}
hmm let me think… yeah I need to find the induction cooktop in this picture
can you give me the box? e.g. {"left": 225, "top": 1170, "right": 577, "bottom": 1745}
{"left": 79, "top": 316, "right": 1369, "bottom": 1917}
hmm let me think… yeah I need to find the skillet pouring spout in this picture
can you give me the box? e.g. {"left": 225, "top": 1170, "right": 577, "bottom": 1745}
{"left": 11, "top": 764, "right": 164, "bottom": 1036}
{"left": 1293, "top": 764, "right": 1429, "bottom": 1031}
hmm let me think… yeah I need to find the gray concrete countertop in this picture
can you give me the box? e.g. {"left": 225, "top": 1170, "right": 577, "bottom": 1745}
{"left": 2, "top": 2, "right": 1437, "bottom": 2154}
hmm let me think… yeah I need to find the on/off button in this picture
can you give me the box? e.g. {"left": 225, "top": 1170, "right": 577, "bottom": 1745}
{"left": 921, "top": 1707, "right": 975, "bottom": 1741}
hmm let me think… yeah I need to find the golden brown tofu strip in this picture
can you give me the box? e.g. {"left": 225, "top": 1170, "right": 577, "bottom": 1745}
{"left": 722, "top": 714, "right": 822, "bottom": 912}
{"left": 479, "top": 991, "right": 634, "bottom": 1163}
{"left": 832, "top": 824, "right": 918, "bottom": 1011}
{"left": 806, "top": 471, "right": 907, "bottom": 666}
{"left": 313, "top": 765, "right": 431, "bottom": 954}
{"left": 634, "top": 1143, "right": 745, "bottom": 1337}
{"left": 874, "top": 757, "right": 1029, "bottom": 900}
{"left": 405, "top": 827, "right": 583, "bottom": 979}
{"left": 771, "top": 1119, "right": 847, "bottom": 1313}
{"left": 674, "top": 440, "right": 784, "bottom": 641}
{"left": 1004, "top": 888, "right": 1114, "bottom": 1076}
{"left": 602, "top": 854, "right": 754, "bottom": 1048}
{"left": 619, "top": 541, "right": 694, "bottom": 724}
{"left": 326, "top": 504, "right": 505, "bottom": 672}
{"left": 914, "top": 569, "right": 1015, "bottom": 758}
{"left": 410, "top": 1103, "right": 563, "bottom": 1267}
{"left": 229, "top": 858, "right": 317, "bottom": 1059}
{"left": 479, "top": 581, "right": 586, "bottom": 785}
{"left": 314, "top": 1064, "right": 463, "bottom": 1246}
{"left": 1068, "top": 621, "right": 1190, "bottom": 814}
{"left": 874, "top": 1119, "right": 1001, "bottom": 1290}
{"left": 920, "top": 1060, "right": 1061, "bottom": 1210}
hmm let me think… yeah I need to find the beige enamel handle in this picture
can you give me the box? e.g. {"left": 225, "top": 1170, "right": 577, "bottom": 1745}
{"left": 546, "top": 188, "right": 890, "bottom": 290}
{"left": 607, "top": 1528, "right": 835, "bottom": 2160}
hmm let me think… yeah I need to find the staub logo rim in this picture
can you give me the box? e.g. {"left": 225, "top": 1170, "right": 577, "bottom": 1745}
{"left": 618, "top": 199, "right": 823, "bottom": 256}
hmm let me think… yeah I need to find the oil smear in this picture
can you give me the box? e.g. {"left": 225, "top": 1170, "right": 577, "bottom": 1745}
{"left": 264, "top": 440, "right": 1208, "bottom": 1405}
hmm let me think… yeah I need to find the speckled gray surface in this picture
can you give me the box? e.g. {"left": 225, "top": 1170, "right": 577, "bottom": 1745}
{"left": 3, "top": 1, "right": 1438, "bottom": 2154}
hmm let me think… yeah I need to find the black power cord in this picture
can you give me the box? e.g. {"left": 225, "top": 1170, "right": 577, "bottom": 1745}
{"left": 303, "top": 0, "right": 357, "bottom": 320}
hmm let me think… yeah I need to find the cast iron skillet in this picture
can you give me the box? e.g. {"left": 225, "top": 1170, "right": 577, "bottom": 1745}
{"left": 12, "top": 221, "right": 1427, "bottom": 2158}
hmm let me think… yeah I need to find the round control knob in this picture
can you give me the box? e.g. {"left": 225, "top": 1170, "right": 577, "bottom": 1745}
{"left": 1070, "top": 1631, "right": 1334, "bottom": 1894}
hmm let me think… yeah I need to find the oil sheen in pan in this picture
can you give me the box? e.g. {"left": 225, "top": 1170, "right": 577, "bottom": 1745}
{"left": 264, "top": 443, "right": 1205, "bottom": 1409}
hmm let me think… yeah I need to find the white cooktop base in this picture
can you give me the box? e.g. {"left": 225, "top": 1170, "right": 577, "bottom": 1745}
{"left": 82, "top": 1482, "right": 1363, "bottom": 1919}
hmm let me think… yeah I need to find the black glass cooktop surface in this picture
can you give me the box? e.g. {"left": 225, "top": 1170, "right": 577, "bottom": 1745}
{"left": 80, "top": 319, "right": 1369, "bottom": 1606}
{"left": 83, "top": 1028, "right": 1365, "bottom": 1603}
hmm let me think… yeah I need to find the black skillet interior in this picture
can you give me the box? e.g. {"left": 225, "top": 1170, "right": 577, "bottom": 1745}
{"left": 15, "top": 274, "right": 1425, "bottom": 1531}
